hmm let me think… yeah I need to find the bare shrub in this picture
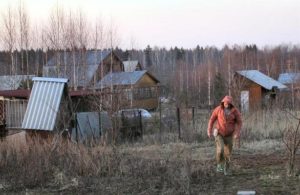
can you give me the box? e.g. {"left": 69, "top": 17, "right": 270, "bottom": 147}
{"left": 281, "top": 111, "right": 300, "bottom": 176}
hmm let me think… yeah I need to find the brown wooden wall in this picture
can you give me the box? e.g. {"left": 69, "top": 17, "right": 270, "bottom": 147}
{"left": 99, "top": 73, "right": 160, "bottom": 110}
{"left": 239, "top": 78, "right": 263, "bottom": 111}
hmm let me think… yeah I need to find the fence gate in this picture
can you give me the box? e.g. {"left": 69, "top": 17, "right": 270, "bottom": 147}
{"left": 5, "top": 99, "right": 28, "bottom": 129}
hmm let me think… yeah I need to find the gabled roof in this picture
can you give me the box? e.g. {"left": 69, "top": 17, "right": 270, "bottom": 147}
{"left": 278, "top": 73, "right": 300, "bottom": 84}
{"left": 45, "top": 50, "right": 111, "bottom": 67}
{"left": 43, "top": 50, "right": 117, "bottom": 87}
{"left": 123, "top": 60, "right": 142, "bottom": 72}
{"left": 22, "top": 77, "right": 69, "bottom": 131}
{"left": 95, "top": 70, "right": 159, "bottom": 89}
{"left": 43, "top": 64, "right": 98, "bottom": 87}
{"left": 236, "top": 70, "right": 287, "bottom": 90}
{"left": 0, "top": 75, "right": 35, "bottom": 90}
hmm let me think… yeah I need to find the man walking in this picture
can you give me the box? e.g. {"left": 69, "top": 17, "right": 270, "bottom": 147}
{"left": 207, "top": 95, "right": 242, "bottom": 175}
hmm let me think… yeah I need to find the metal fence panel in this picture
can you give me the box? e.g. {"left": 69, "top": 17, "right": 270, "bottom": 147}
{"left": 5, "top": 99, "right": 28, "bottom": 129}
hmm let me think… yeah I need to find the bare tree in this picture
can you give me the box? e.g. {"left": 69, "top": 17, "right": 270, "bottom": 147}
{"left": 76, "top": 10, "right": 90, "bottom": 89}
{"left": 47, "top": 3, "right": 65, "bottom": 76}
{"left": 17, "top": 0, "right": 31, "bottom": 87}
{"left": 1, "top": 5, "right": 17, "bottom": 75}
{"left": 64, "top": 10, "right": 78, "bottom": 90}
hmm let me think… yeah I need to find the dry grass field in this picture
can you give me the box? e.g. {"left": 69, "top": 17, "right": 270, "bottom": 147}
{"left": 0, "top": 109, "right": 299, "bottom": 194}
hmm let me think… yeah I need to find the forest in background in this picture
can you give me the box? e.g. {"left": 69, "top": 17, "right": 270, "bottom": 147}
{"left": 1, "top": 2, "right": 300, "bottom": 107}
{"left": 1, "top": 44, "right": 300, "bottom": 107}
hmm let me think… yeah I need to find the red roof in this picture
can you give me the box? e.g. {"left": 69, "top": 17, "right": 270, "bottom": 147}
{"left": 0, "top": 89, "right": 30, "bottom": 98}
{"left": 0, "top": 89, "right": 102, "bottom": 99}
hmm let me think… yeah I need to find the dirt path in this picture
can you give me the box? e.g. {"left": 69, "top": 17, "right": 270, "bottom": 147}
{"left": 191, "top": 153, "right": 300, "bottom": 194}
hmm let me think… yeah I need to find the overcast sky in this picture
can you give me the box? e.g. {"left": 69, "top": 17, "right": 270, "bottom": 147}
{"left": 0, "top": 0, "right": 299, "bottom": 49}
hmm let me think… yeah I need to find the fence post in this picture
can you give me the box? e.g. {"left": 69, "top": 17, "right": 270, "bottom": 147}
{"left": 139, "top": 110, "right": 143, "bottom": 140}
{"left": 159, "top": 98, "right": 162, "bottom": 143}
{"left": 192, "top": 106, "right": 195, "bottom": 131}
{"left": 177, "top": 107, "right": 181, "bottom": 140}
{"left": 75, "top": 113, "right": 78, "bottom": 143}
{"left": 99, "top": 111, "right": 102, "bottom": 137}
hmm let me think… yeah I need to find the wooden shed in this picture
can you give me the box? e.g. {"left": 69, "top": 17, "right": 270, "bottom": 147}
{"left": 21, "top": 77, "right": 72, "bottom": 133}
{"left": 235, "top": 70, "right": 287, "bottom": 112}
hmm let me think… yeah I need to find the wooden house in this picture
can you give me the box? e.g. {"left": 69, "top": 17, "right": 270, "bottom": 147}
{"left": 43, "top": 50, "right": 124, "bottom": 90}
{"left": 95, "top": 70, "right": 160, "bottom": 110}
{"left": 234, "top": 70, "right": 287, "bottom": 112}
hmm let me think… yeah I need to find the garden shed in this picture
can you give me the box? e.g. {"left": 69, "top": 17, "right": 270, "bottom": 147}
{"left": 21, "top": 77, "right": 72, "bottom": 132}
{"left": 235, "top": 70, "right": 287, "bottom": 112}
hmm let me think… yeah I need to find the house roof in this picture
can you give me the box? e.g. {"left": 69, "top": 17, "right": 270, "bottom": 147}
{"left": 95, "top": 70, "right": 159, "bottom": 89}
{"left": 236, "top": 70, "right": 287, "bottom": 90}
{"left": 278, "top": 73, "right": 300, "bottom": 84}
{"left": 0, "top": 75, "right": 35, "bottom": 90}
{"left": 21, "top": 77, "right": 69, "bottom": 131}
{"left": 43, "top": 50, "right": 114, "bottom": 87}
{"left": 0, "top": 89, "right": 30, "bottom": 98}
{"left": 123, "top": 60, "right": 141, "bottom": 72}
{"left": 45, "top": 50, "right": 111, "bottom": 67}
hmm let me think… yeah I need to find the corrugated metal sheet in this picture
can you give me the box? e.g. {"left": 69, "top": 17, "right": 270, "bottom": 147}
{"left": 21, "top": 77, "right": 68, "bottom": 131}
{"left": 236, "top": 70, "right": 287, "bottom": 90}
{"left": 43, "top": 50, "right": 111, "bottom": 87}
{"left": 0, "top": 75, "right": 35, "bottom": 90}
{"left": 123, "top": 60, "right": 141, "bottom": 72}
{"left": 278, "top": 73, "right": 300, "bottom": 84}
{"left": 71, "top": 112, "right": 112, "bottom": 143}
{"left": 95, "top": 70, "right": 148, "bottom": 89}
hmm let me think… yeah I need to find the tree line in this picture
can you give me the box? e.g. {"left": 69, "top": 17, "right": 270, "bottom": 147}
{"left": 1, "top": 1, "right": 300, "bottom": 107}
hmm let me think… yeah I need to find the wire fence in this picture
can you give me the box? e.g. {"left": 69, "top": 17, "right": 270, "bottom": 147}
{"left": 117, "top": 105, "right": 212, "bottom": 142}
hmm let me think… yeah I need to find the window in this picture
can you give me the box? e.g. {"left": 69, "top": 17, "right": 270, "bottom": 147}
{"left": 124, "top": 89, "right": 133, "bottom": 100}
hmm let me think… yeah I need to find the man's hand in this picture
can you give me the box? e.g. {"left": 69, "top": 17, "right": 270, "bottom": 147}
{"left": 207, "top": 130, "right": 212, "bottom": 138}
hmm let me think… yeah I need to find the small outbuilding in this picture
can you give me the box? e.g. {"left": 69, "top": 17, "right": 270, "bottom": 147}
{"left": 21, "top": 77, "right": 72, "bottom": 133}
{"left": 235, "top": 70, "right": 287, "bottom": 112}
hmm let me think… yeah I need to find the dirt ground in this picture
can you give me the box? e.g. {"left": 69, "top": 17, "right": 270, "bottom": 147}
{"left": 1, "top": 140, "right": 300, "bottom": 195}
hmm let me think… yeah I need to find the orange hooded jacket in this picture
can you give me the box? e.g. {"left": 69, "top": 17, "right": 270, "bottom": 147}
{"left": 207, "top": 96, "right": 242, "bottom": 138}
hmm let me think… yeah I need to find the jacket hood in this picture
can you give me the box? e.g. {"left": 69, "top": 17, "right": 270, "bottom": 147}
{"left": 221, "top": 95, "right": 234, "bottom": 106}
